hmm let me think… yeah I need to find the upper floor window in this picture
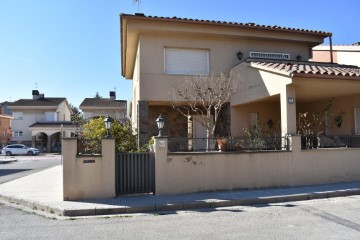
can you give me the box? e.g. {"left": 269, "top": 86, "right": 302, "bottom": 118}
{"left": 164, "top": 48, "right": 209, "bottom": 75}
{"left": 45, "top": 112, "right": 57, "bottom": 121}
{"left": 13, "top": 112, "right": 23, "bottom": 120}
{"left": 14, "top": 131, "right": 23, "bottom": 137}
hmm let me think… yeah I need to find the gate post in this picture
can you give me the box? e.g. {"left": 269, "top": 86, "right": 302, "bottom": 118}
{"left": 154, "top": 136, "right": 168, "bottom": 195}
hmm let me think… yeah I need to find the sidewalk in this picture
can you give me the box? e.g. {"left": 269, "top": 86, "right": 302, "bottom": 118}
{"left": 0, "top": 165, "right": 359, "bottom": 217}
{"left": 0, "top": 156, "right": 17, "bottom": 164}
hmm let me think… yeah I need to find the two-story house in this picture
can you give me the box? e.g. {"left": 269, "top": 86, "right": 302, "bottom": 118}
{"left": 79, "top": 91, "right": 127, "bottom": 121}
{"left": 121, "top": 14, "right": 360, "bottom": 147}
{"left": 8, "top": 90, "right": 76, "bottom": 152}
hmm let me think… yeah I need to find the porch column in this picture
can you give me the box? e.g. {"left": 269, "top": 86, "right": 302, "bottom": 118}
{"left": 47, "top": 135, "right": 51, "bottom": 153}
{"left": 280, "top": 84, "right": 297, "bottom": 137}
{"left": 32, "top": 135, "right": 36, "bottom": 148}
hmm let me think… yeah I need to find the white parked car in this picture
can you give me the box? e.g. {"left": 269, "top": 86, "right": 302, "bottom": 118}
{"left": 1, "top": 144, "right": 40, "bottom": 156}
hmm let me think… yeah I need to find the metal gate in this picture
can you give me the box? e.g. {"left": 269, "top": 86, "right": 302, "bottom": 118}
{"left": 115, "top": 152, "right": 155, "bottom": 195}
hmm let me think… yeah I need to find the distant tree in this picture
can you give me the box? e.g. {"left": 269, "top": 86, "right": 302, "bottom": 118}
{"left": 70, "top": 104, "right": 84, "bottom": 136}
{"left": 70, "top": 105, "right": 83, "bottom": 122}
{"left": 94, "top": 92, "right": 102, "bottom": 98}
{"left": 82, "top": 116, "right": 137, "bottom": 152}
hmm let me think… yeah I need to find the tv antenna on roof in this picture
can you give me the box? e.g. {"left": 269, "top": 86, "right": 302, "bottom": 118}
{"left": 133, "top": 0, "right": 141, "bottom": 13}
{"left": 35, "top": 82, "right": 38, "bottom": 89}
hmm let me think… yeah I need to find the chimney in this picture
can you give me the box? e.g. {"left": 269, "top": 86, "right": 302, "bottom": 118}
{"left": 110, "top": 91, "right": 116, "bottom": 100}
{"left": 32, "top": 90, "right": 40, "bottom": 100}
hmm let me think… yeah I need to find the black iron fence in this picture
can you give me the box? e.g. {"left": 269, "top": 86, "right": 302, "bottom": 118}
{"left": 77, "top": 138, "right": 101, "bottom": 155}
{"left": 301, "top": 135, "right": 360, "bottom": 149}
{"left": 168, "top": 136, "right": 289, "bottom": 153}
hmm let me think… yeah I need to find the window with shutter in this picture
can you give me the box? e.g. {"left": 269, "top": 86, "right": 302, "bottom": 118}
{"left": 164, "top": 48, "right": 209, "bottom": 75}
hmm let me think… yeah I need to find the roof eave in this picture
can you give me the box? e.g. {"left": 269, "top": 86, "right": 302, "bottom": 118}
{"left": 292, "top": 73, "right": 360, "bottom": 81}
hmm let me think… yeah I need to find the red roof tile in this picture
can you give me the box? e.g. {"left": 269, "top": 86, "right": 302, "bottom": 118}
{"left": 248, "top": 59, "right": 360, "bottom": 77}
{"left": 121, "top": 13, "right": 332, "bottom": 36}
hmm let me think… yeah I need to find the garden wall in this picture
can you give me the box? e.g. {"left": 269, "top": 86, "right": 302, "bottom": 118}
{"left": 154, "top": 136, "right": 360, "bottom": 195}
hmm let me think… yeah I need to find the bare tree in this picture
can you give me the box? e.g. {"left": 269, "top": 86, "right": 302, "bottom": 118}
{"left": 170, "top": 72, "right": 242, "bottom": 149}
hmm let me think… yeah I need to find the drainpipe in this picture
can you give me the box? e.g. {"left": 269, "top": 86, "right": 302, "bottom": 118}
{"left": 329, "top": 35, "right": 333, "bottom": 63}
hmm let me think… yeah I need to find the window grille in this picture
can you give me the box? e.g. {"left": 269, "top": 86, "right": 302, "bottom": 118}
{"left": 164, "top": 48, "right": 209, "bottom": 75}
{"left": 250, "top": 51, "right": 290, "bottom": 60}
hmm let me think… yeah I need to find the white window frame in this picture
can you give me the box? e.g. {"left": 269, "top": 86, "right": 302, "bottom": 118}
{"left": 164, "top": 47, "right": 210, "bottom": 75}
{"left": 14, "top": 131, "right": 23, "bottom": 137}
{"left": 13, "top": 112, "right": 23, "bottom": 120}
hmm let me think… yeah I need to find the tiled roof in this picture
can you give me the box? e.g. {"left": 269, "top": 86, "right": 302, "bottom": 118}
{"left": 9, "top": 98, "right": 66, "bottom": 107}
{"left": 247, "top": 59, "right": 360, "bottom": 78}
{"left": 80, "top": 98, "right": 127, "bottom": 108}
{"left": 29, "top": 121, "right": 75, "bottom": 128}
{"left": 121, "top": 13, "right": 332, "bottom": 36}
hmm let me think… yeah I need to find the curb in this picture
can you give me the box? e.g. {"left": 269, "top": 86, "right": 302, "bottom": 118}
{"left": 1, "top": 189, "right": 360, "bottom": 217}
{"left": 0, "top": 159, "right": 17, "bottom": 164}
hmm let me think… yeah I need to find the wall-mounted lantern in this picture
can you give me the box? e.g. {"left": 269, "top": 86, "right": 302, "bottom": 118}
{"left": 237, "top": 51, "right": 243, "bottom": 60}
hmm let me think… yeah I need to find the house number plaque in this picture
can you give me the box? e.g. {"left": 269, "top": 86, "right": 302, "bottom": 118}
{"left": 83, "top": 160, "right": 95, "bottom": 164}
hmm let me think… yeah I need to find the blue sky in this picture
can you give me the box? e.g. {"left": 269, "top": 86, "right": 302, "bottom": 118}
{"left": 1, "top": 0, "right": 359, "bottom": 108}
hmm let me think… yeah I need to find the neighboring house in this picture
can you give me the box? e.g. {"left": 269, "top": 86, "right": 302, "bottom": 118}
{"left": 312, "top": 42, "right": 360, "bottom": 67}
{"left": 8, "top": 90, "right": 76, "bottom": 152}
{"left": 120, "top": 14, "right": 360, "bottom": 146}
{"left": 0, "top": 106, "right": 12, "bottom": 147}
{"left": 0, "top": 101, "right": 13, "bottom": 116}
{"left": 79, "top": 91, "right": 127, "bottom": 121}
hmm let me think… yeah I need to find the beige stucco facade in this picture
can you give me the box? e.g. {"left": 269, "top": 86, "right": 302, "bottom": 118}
{"left": 154, "top": 136, "right": 360, "bottom": 195}
{"left": 230, "top": 61, "right": 360, "bottom": 137}
{"left": 121, "top": 14, "right": 332, "bottom": 145}
{"left": 62, "top": 138, "right": 116, "bottom": 200}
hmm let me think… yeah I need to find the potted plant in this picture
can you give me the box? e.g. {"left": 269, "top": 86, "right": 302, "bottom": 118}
{"left": 216, "top": 137, "right": 228, "bottom": 151}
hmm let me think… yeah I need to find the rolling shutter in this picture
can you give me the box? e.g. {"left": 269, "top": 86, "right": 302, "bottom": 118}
{"left": 164, "top": 48, "right": 209, "bottom": 75}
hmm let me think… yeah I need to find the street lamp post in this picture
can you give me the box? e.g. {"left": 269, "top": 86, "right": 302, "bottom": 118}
{"left": 104, "top": 116, "right": 113, "bottom": 138}
{"left": 156, "top": 115, "right": 165, "bottom": 137}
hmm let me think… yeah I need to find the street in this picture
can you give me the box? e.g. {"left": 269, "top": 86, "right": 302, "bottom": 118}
{"left": 1, "top": 195, "right": 360, "bottom": 239}
{"left": 0, "top": 154, "right": 61, "bottom": 184}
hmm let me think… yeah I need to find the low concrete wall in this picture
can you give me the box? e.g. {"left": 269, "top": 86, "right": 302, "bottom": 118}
{"left": 154, "top": 136, "right": 360, "bottom": 195}
{"left": 63, "top": 138, "right": 116, "bottom": 200}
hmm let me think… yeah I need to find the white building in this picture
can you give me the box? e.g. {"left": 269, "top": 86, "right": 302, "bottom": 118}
{"left": 8, "top": 90, "right": 75, "bottom": 152}
{"left": 312, "top": 42, "right": 360, "bottom": 67}
{"left": 80, "top": 91, "right": 127, "bottom": 121}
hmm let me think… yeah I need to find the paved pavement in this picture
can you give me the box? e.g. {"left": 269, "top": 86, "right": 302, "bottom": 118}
{"left": 0, "top": 165, "right": 359, "bottom": 218}
{"left": 0, "top": 156, "right": 18, "bottom": 164}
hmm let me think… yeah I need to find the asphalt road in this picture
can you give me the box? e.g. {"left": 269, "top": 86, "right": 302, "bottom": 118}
{"left": 0, "top": 154, "right": 61, "bottom": 184}
{"left": 1, "top": 195, "right": 360, "bottom": 240}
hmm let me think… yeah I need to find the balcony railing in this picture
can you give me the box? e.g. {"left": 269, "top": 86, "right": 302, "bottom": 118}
{"left": 301, "top": 135, "right": 360, "bottom": 149}
{"left": 168, "top": 136, "right": 289, "bottom": 153}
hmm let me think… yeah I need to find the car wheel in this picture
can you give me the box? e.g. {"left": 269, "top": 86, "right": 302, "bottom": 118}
{"left": 27, "top": 151, "right": 34, "bottom": 156}
{"left": 6, "top": 151, "right": 12, "bottom": 156}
